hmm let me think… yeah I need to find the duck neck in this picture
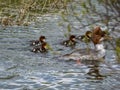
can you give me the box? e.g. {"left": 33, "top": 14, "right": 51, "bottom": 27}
{"left": 95, "top": 43, "right": 106, "bottom": 58}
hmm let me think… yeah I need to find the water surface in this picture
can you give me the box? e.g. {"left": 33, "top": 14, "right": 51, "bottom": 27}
{"left": 0, "top": 15, "right": 120, "bottom": 90}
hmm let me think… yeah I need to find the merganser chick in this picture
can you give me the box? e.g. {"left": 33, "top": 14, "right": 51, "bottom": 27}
{"left": 61, "top": 35, "right": 77, "bottom": 47}
{"left": 30, "top": 36, "right": 46, "bottom": 46}
{"left": 77, "top": 31, "right": 92, "bottom": 43}
{"left": 31, "top": 42, "right": 48, "bottom": 53}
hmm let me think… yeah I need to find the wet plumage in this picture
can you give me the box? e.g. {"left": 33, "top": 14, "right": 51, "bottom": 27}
{"left": 61, "top": 35, "right": 77, "bottom": 47}
{"left": 30, "top": 36, "right": 46, "bottom": 46}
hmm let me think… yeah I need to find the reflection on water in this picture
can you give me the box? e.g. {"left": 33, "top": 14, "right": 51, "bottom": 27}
{"left": 86, "top": 65, "right": 106, "bottom": 80}
{"left": 0, "top": 15, "right": 120, "bottom": 90}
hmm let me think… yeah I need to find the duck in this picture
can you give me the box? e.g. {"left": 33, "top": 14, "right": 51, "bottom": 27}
{"left": 61, "top": 35, "right": 77, "bottom": 47}
{"left": 31, "top": 42, "right": 49, "bottom": 53}
{"left": 61, "top": 42, "right": 106, "bottom": 62}
{"left": 76, "top": 31, "right": 92, "bottom": 43}
{"left": 59, "top": 26, "right": 111, "bottom": 63}
{"left": 30, "top": 36, "right": 46, "bottom": 46}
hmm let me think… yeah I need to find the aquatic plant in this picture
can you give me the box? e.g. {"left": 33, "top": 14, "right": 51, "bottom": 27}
{"left": 0, "top": 0, "right": 72, "bottom": 26}
{"left": 115, "top": 38, "right": 120, "bottom": 62}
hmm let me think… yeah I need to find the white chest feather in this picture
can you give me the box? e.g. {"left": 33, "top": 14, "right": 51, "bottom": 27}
{"left": 95, "top": 43, "right": 106, "bottom": 58}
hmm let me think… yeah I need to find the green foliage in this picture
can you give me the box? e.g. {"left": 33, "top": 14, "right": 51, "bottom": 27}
{"left": 104, "top": 30, "right": 110, "bottom": 35}
{"left": 64, "top": 24, "right": 72, "bottom": 37}
{"left": 116, "top": 46, "right": 120, "bottom": 61}
{"left": 67, "top": 24, "right": 71, "bottom": 33}
{"left": 83, "top": 36, "right": 91, "bottom": 43}
{"left": 0, "top": 0, "right": 72, "bottom": 26}
{"left": 116, "top": 38, "right": 120, "bottom": 46}
{"left": 61, "top": 12, "right": 68, "bottom": 22}
{"left": 64, "top": 33, "right": 68, "bottom": 38}
{"left": 46, "top": 43, "right": 53, "bottom": 51}
{"left": 81, "top": 2, "right": 87, "bottom": 9}
{"left": 116, "top": 38, "right": 120, "bottom": 60}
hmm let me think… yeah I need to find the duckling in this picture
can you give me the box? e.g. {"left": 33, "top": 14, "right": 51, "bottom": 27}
{"left": 77, "top": 31, "right": 92, "bottom": 43}
{"left": 61, "top": 35, "right": 77, "bottom": 47}
{"left": 31, "top": 42, "right": 48, "bottom": 53}
{"left": 30, "top": 36, "right": 46, "bottom": 46}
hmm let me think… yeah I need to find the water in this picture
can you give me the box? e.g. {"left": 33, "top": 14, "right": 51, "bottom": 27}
{"left": 0, "top": 15, "right": 120, "bottom": 90}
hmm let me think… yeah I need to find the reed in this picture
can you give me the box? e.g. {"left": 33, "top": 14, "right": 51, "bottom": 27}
{"left": 0, "top": 0, "right": 71, "bottom": 26}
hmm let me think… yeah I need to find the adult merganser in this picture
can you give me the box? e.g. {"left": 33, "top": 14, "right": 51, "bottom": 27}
{"left": 30, "top": 36, "right": 46, "bottom": 46}
{"left": 61, "top": 35, "right": 77, "bottom": 47}
{"left": 61, "top": 42, "right": 105, "bottom": 61}
{"left": 59, "top": 26, "right": 110, "bottom": 62}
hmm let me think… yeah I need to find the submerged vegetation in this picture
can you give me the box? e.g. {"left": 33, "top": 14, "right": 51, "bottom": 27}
{"left": 0, "top": 0, "right": 120, "bottom": 59}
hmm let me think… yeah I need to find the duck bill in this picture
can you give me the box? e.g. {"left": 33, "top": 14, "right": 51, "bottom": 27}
{"left": 72, "top": 38, "right": 76, "bottom": 41}
{"left": 99, "top": 37, "right": 105, "bottom": 42}
{"left": 42, "top": 39, "right": 46, "bottom": 42}
{"left": 87, "top": 33, "right": 92, "bottom": 38}
{"left": 104, "top": 35, "right": 113, "bottom": 40}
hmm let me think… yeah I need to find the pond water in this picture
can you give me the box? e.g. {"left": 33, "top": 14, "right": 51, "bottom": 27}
{"left": 0, "top": 14, "right": 120, "bottom": 90}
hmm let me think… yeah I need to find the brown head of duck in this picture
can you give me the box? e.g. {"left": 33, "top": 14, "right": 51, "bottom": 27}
{"left": 91, "top": 26, "right": 104, "bottom": 45}
{"left": 39, "top": 36, "right": 46, "bottom": 43}
{"left": 91, "top": 26, "right": 112, "bottom": 45}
